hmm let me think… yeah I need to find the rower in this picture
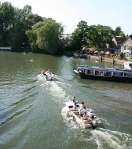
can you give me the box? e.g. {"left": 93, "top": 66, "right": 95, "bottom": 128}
{"left": 72, "top": 96, "right": 79, "bottom": 109}
{"left": 80, "top": 101, "right": 85, "bottom": 109}
{"left": 79, "top": 104, "right": 87, "bottom": 117}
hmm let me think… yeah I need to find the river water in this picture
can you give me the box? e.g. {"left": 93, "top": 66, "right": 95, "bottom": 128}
{"left": 0, "top": 52, "right": 132, "bottom": 149}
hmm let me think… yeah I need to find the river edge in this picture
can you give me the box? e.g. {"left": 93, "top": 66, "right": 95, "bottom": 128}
{"left": 85, "top": 55, "right": 125, "bottom": 66}
{"left": 0, "top": 50, "right": 125, "bottom": 66}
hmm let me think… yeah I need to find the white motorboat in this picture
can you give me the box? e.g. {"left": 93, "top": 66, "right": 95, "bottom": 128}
{"left": 39, "top": 70, "right": 55, "bottom": 81}
{"left": 63, "top": 101, "right": 98, "bottom": 129}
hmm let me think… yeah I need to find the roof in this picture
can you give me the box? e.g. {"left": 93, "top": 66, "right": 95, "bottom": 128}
{"left": 78, "top": 66, "right": 132, "bottom": 74}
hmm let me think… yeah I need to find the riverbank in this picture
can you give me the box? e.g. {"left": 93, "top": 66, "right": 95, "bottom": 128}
{"left": 86, "top": 55, "right": 125, "bottom": 65}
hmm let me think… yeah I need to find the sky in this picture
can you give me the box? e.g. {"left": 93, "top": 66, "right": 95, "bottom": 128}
{"left": 1, "top": 0, "right": 132, "bottom": 34}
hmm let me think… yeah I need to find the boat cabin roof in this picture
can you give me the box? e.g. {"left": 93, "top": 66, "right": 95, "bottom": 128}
{"left": 78, "top": 65, "right": 132, "bottom": 74}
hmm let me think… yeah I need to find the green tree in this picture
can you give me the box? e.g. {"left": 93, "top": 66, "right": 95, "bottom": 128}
{"left": 115, "top": 26, "right": 124, "bottom": 36}
{"left": 0, "top": 2, "right": 15, "bottom": 46}
{"left": 26, "top": 18, "right": 63, "bottom": 54}
{"left": 9, "top": 5, "right": 43, "bottom": 51}
{"left": 71, "top": 20, "right": 88, "bottom": 50}
{"left": 70, "top": 21, "right": 114, "bottom": 51}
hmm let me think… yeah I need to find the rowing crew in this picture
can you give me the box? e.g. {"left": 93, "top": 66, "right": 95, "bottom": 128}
{"left": 71, "top": 97, "right": 96, "bottom": 121}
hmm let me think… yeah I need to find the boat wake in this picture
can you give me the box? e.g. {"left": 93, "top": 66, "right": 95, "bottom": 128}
{"left": 61, "top": 106, "right": 80, "bottom": 129}
{"left": 37, "top": 73, "right": 132, "bottom": 149}
{"left": 62, "top": 108, "right": 132, "bottom": 148}
{"left": 90, "top": 128, "right": 132, "bottom": 149}
{"left": 37, "top": 74, "right": 68, "bottom": 103}
{"left": 61, "top": 104, "right": 132, "bottom": 149}
{"left": 46, "top": 81, "right": 66, "bottom": 98}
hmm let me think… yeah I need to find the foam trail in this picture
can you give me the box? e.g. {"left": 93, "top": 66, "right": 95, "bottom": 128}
{"left": 47, "top": 81, "right": 66, "bottom": 98}
{"left": 90, "top": 128, "right": 132, "bottom": 149}
{"left": 37, "top": 74, "right": 67, "bottom": 100}
{"left": 61, "top": 107, "right": 79, "bottom": 129}
{"left": 92, "top": 130, "right": 122, "bottom": 149}
{"left": 37, "top": 74, "right": 46, "bottom": 82}
{"left": 54, "top": 75, "right": 64, "bottom": 82}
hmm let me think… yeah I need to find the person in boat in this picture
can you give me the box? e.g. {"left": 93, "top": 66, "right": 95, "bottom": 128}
{"left": 79, "top": 106, "right": 95, "bottom": 125}
{"left": 72, "top": 96, "right": 78, "bottom": 105}
{"left": 41, "top": 69, "right": 49, "bottom": 75}
{"left": 86, "top": 110, "right": 96, "bottom": 119}
{"left": 45, "top": 69, "right": 50, "bottom": 75}
{"left": 80, "top": 101, "right": 85, "bottom": 109}
{"left": 82, "top": 111, "right": 93, "bottom": 123}
{"left": 79, "top": 101, "right": 96, "bottom": 119}
{"left": 79, "top": 102, "right": 87, "bottom": 117}
{"left": 71, "top": 96, "right": 80, "bottom": 110}
{"left": 41, "top": 69, "right": 46, "bottom": 75}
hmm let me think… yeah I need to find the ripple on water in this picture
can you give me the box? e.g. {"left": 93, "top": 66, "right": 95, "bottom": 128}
{"left": 0, "top": 105, "right": 32, "bottom": 127}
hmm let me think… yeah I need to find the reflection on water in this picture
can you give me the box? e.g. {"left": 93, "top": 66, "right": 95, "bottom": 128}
{"left": 0, "top": 52, "right": 132, "bottom": 149}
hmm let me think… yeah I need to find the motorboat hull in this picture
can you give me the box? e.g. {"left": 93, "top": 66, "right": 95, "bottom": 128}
{"left": 79, "top": 73, "right": 132, "bottom": 83}
{"left": 37, "top": 74, "right": 55, "bottom": 81}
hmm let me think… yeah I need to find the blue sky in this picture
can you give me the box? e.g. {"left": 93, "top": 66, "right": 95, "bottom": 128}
{"left": 1, "top": 0, "right": 132, "bottom": 34}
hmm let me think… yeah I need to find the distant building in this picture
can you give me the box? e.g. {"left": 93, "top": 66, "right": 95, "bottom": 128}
{"left": 121, "top": 37, "right": 132, "bottom": 59}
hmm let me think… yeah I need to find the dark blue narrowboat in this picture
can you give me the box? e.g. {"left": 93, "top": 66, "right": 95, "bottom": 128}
{"left": 74, "top": 62, "right": 132, "bottom": 83}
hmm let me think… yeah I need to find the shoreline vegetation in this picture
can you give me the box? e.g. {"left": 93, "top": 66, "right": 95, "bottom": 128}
{"left": 0, "top": 2, "right": 129, "bottom": 65}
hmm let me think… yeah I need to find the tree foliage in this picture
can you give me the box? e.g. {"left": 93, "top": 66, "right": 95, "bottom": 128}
{"left": 70, "top": 21, "right": 116, "bottom": 51}
{"left": 71, "top": 21, "right": 88, "bottom": 50}
{"left": 0, "top": 2, "right": 126, "bottom": 55}
{"left": 0, "top": 2, "right": 15, "bottom": 46}
{"left": 26, "top": 18, "right": 63, "bottom": 54}
{"left": 114, "top": 26, "right": 124, "bottom": 36}
{"left": 0, "top": 2, "right": 43, "bottom": 51}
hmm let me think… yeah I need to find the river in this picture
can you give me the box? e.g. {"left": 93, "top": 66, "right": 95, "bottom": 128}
{"left": 0, "top": 52, "right": 132, "bottom": 149}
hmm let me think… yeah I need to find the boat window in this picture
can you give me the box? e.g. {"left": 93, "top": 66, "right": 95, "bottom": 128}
{"left": 82, "top": 69, "right": 85, "bottom": 73}
{"left": 85, "top": 69, "right": 87, "bottom": 74}
{"left": 87, "top": 70, "right": 91, "bottom": 74}
{"left": 113, "top": 72, "right": 123, "bottom": 77}
{"left": 127, "top": 72, "right": 132, "bottom": 77}
{"left": 95, "top": 71, "right": 100, "bottom": 75}
{"left": 104, "top": 71, "right": 112, "bottom": 77}
{"left": 123, "top": 73, "right": 128, "bottom": 77}
{"left": 100, "top": 72, "right": 104, "bottom": 76}
{"left": 120, "top": 72, "right": 124, "bottom": 77}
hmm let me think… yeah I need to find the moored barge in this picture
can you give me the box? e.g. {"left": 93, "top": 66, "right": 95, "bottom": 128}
{"left": 74, "top": 62, "right": 132, "bottom": 83}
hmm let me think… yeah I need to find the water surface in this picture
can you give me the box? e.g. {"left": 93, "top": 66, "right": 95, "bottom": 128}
{"left": 0, "top": 52, "right": 132, "bottom": 149}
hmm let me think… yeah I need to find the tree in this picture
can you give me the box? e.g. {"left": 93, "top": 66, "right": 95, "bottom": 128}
{"left": 115, "top": 26, "right": 124, "bottom": 37}
{"left": 71, "top": 20, "right": 88, "bottom": 50}
{"left": 0, "top": 2, "right": 15, "bottom": 46}
{"left": 70, "top": 21, "right": 114, "bottom": 50}
{"left": 9, "top": 5, "right": 43, "bottom": 51}
{"left": 26, "top": 18, "right": 63, "bottom": 54}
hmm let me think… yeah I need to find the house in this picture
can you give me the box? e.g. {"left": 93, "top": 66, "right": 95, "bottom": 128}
{"left": 121, "top": 37, "right": 132, "bottom": 59}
